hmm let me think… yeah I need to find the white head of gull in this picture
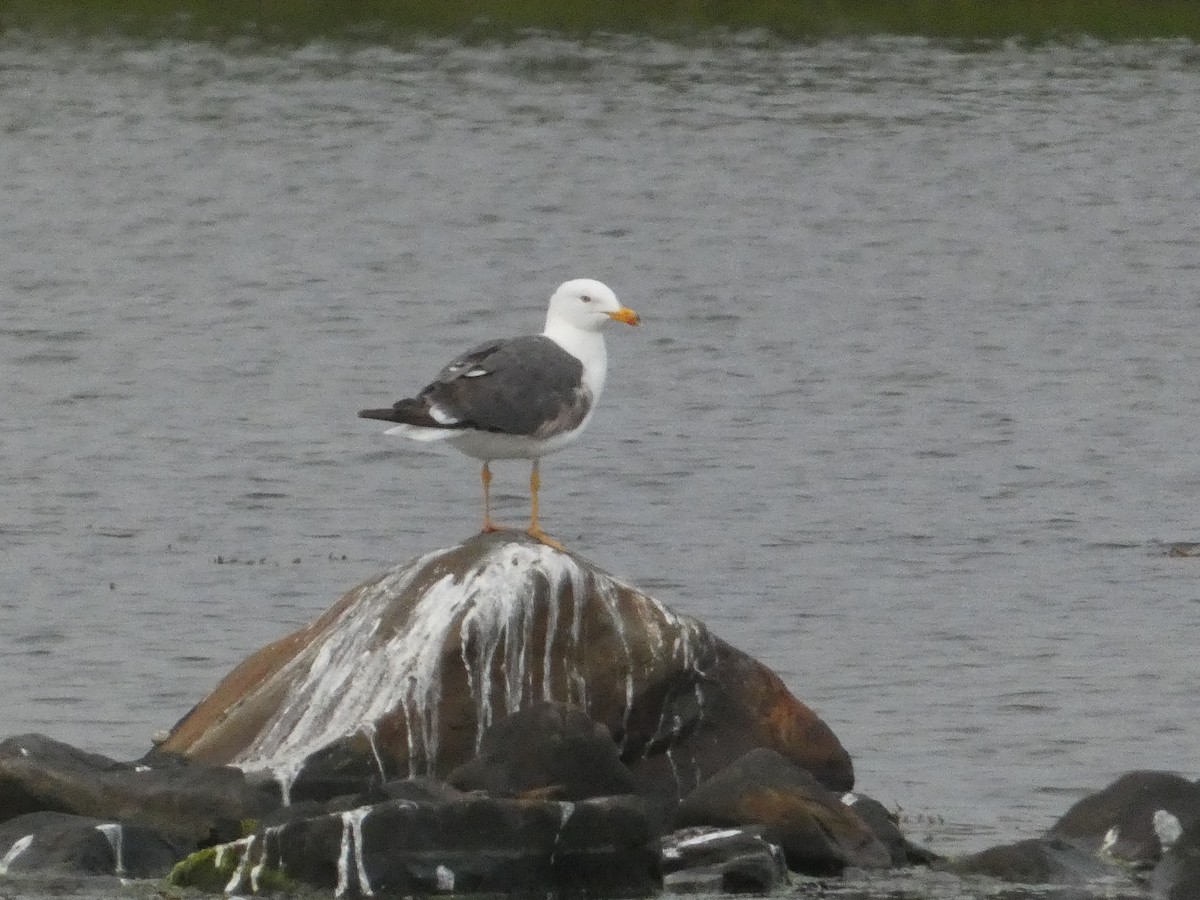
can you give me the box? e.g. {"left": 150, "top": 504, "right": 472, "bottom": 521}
{"left": 359, "top": 278, "right": 640, "bottom": 548}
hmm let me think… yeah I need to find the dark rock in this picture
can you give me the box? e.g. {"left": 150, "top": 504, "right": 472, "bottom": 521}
{"left": 261, "top": 776, "right": 469, "bottom": 829}
{"left": 1047, "top": 770, "right": 1200, "bottom": 867}
{"left": 940, "top": 836, "right": 1125, "bottom": 885}
{"left": 662, "top": 825, "right": 789, "bottom": 894}
{"left": 623, "top": 634, "right": 855, "bottom": 823}
{"left": 1154, "top": 817, "right": 1200, "bottom": 899}
{"left": 271, "top": 735, "right": 384, "bottom": 802}
{"left": 377, "top": 775, "right": 468, "bottom": 805}
{"left": 0, "top": 811, "right": 184, "bottom": 878}
{"left": 259, "top": 798, "right": 333, "bottom": 829}
{"left": 448, "top": 701, "right": 637, "bottom": 800}
{"left": 674, "top": 747, "right": 889, "bottom": 875}
{"left": 172, "top": 793, "right": 660, "bottom": 897}
{"left": 0, "top": 734, "right": 276, "bottom": 847}
{"left": 841, "top": 791, "right": 939, "bottom": 866}
{"left": 159, "top": 532, "right": 853, "bottom": 807}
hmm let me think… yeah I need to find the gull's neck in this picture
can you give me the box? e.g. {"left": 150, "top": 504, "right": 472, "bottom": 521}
{"left": 543, "top": 317, "right": 608, "bottom": 400}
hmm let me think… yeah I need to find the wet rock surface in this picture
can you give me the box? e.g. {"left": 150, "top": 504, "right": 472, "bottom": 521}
{"left": 447, "top": 700, "right": 638, "bottom": 800}
{"left": 842, "top": 792, "right": 940, "bottom": 867}
{"left": 673, "top": 747, "right": 890, "bottom": 875}
{"left": 0, "top": 812, "right": 184, "bottom": 879}
{"left": 0, "top": 734, "right": 276, "bottom": 847}
{"left": 171, "top": 794, "right": 660, "bottom": 898}
{"left": 1046, "top": 770, "right": 1200, "bottom": 867}
{"left": 0, "top": 536, "right": 1188, "bottom": 898}
{"left": 1154, "top": 817, "right": 1200, "bottom": 900}
{"left": 930, "top": 770, "right": 1200, "bottom": 892}
{"left": 159, "top": 531, "right": 853, "bottom": 805}
{"left": 661, "top": 825, "right": 789, "bottom": 894}
{"left": 938, "top": 836, "right": 1125, "bottom": 885}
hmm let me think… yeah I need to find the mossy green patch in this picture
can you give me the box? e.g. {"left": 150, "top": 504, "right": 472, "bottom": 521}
{"left": 168, "top": 840, "right": 300, "bottom": 896}
{"left": 167, "top": 846, "right": 238, "bottom": 894}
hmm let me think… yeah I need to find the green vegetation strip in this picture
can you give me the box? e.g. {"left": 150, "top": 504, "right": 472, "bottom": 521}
{"left": 5, "top": 0, "right": 1200, "bottom": 42}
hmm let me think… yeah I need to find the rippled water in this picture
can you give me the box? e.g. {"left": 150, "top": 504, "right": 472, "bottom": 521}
{"left": 2, "top": 32, "right": 1199, "bottom": 865}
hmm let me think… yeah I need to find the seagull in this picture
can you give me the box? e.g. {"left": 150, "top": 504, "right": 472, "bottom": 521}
{"left": 359, "top": 278, "right": 640, "bottom": 547}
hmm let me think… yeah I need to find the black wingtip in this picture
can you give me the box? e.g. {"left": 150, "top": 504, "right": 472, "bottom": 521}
{"left": 359, "top": 400, "right": 447, "bottom": 428}
{"left": 358, "top": 408, "right": 398, "bottom": 422}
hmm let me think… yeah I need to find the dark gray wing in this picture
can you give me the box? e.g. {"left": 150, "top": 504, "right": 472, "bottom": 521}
{"left": 420, "top": 335, "right": 591, "bottom": 437}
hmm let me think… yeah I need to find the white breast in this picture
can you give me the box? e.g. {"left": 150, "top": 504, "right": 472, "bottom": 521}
{"left": 543, "top": 324, "right": 608, "bottom": 403}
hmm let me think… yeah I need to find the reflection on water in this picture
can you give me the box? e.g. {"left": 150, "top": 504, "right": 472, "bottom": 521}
{"left": 2, "top": 33, "right": 1199, "bottom": 863}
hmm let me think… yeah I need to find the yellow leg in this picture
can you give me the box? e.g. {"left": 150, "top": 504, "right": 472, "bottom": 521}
{"left": 526, "top": 460, "right": 564, "bottom": 550}
{"left": 481, "top": 462, "right": 500, "bottom": 533}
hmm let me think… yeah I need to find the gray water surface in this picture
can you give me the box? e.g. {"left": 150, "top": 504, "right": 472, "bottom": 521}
{"left": 2, "top": 34, "right": 1198, "bottom": 861}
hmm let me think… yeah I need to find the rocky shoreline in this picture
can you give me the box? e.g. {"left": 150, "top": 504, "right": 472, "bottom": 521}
{"left": 0, "top": 532, "right": 1195, "bottom": 898}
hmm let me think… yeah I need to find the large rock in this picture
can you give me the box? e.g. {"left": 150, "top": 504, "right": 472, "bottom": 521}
{"left": 0, "top": 811, "right": 184, "bottom": 879}
{"left": 1047, "top": 770, "right": 1200, "bottom": 867}
{"left": 673, "top": 747, "right": 889, "bottom": 875}
{"left": 159, "top": 532, "right": 852, "bottom": 806}
{"left": 0, "top": 734, "right": 276, "bottom": 847}
{"left": 170, "top": 794, "right": 659, "bottom": 897}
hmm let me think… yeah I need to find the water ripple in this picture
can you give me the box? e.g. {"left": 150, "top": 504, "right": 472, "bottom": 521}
{"left": 1, "top": 33, "right": 1199, "bottom": 862}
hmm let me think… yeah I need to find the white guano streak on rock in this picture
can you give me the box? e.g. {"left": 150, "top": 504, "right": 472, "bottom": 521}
{"left": 541, "top": 555, "right": 589, "bottom": 709}
{"left": 594, "top": 578, "right": 636, "bottom": 742}
{"left": 234, "top": 541, "right": 703, "bottom": 784}
{"left": 674, "top": 828, "right": 746, "bottom": 850}
{"left": 224, "top": 835, "right": 256, "bottom": 894}
{"left": 540, "top": 563, "right": 561, "bottom": 703}
{"left": 335, "top": 813, "right": 352, "bottom": 897}
{"left": 1100, "top": 826, "right": 1120, "bottom": 856}
{"left": 0, "top": 835, "right": 33, "bottom": 875}
{"left": 233, "top": 549, "right": 448, "bottom": 776}
{"left": 335, "top": 808, "right": 374, "bottom": 898}
{"left": 459, "top": 550, "right": 531, "bottom": 752}
{"left": 567, "top": 562, "right": 588, "bottom": 710}
{"left": 362, "top": 722, "right": 387, "bottom": 782}
{"left": 503, "top": 587, "right": 534, "bottom": 714}
{"left": 273, "top": 757, "right": 305, "bottom": 806}
{"left": 248, "top": 825, "right": 285, "bottom": 893}
{"left": 665, "top": 747, "right": 682, "bottom": 800}
{"left": 460, "top": 611, "right": 486, "bottom": 755}
{"left": 401, "top": 690, "right": 424, "bottom": 779}
{"left": 95, "top": 823, "right": 125, "bottom": 877}
{"left": 1154, "top": 809, "right": 1183, "bottom": 852}
{"left": 351, "top": 808, "right": 374, "bottom": 897}
{"left": 549, "top": 801, "right": 576, "bottom": 866}
{"left": 459, "top": 544, "right": 596, "bottom": 753}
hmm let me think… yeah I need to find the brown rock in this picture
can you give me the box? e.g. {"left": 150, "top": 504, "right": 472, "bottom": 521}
{"left": 159, "top": 532, "right": 852, "bottom": 805}
{"left": 674, "top": 747, "right": 888, "bottom": 875}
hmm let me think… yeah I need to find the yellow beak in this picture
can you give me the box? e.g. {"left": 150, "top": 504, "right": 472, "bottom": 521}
{"left": 607, "top": 307, "right": 641, "bottom": 326}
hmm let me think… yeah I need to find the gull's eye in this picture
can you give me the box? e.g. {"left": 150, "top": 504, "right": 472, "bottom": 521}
{"left": 580, "top": 295, "right": 592, "bottom": 303}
